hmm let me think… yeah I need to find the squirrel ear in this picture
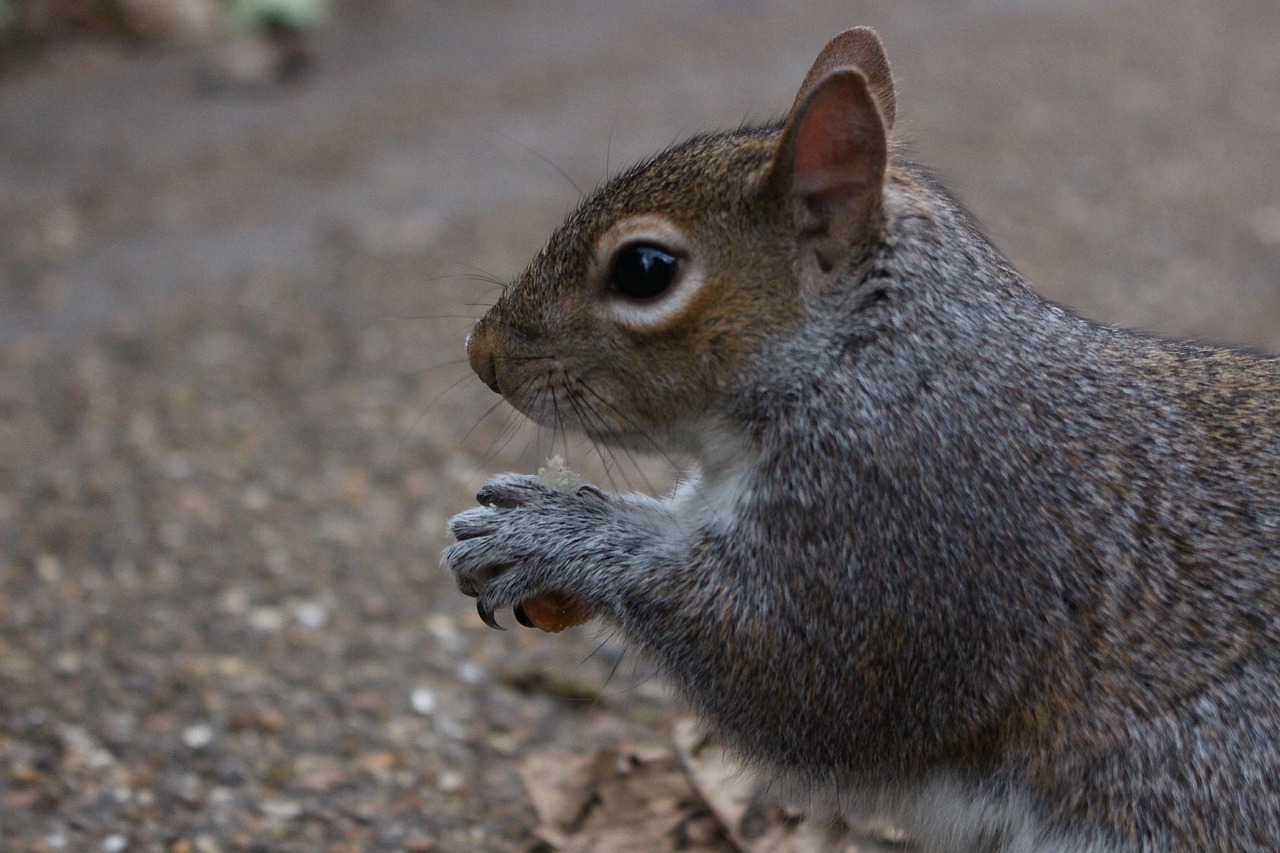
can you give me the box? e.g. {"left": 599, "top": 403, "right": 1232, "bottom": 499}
{"left": 769, "top": 69, "right": 888, "bottom": 284}
{"left": 792, "top": 27, "right": 895, "bottom": 131}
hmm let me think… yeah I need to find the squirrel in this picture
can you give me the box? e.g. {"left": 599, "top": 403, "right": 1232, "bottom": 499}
{"left": 443, "top": 27, "right": 1280, "bottom": 852}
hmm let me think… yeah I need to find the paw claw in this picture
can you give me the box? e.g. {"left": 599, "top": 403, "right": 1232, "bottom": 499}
{"left": 575, "top": 484, "right": 608, "bottom": 501}
{"left": 476, "top": 482, "right": 522, "bottom": 510}
{"left": 477, "top": 599, "right": 505, "bottom": 631}
{"left": 514, "top": 602, "right": 534, "bottom": 629}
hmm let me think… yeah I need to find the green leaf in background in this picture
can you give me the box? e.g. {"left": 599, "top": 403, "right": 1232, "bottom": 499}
{"left": 229, "top": 0, "right": 330, "bottom": 31}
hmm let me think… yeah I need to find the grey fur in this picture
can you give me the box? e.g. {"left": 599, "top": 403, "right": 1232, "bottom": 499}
{"left": 443, "top": 29, "right": 1280, "bottom": 852}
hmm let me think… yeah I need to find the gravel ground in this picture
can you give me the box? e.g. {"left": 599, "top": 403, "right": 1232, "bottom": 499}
{"left": 1, "top": 1, "right": 1278, "bottom": 851}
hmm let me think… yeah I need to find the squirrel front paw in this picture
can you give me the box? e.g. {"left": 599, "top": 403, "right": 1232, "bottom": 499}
{"left": 443, "top": 474, "right": 615, "bottom": 630}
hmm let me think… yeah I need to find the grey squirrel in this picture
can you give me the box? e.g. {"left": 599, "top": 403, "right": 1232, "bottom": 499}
{"left": 443, "top": 28, "right": 1280, "bottom": 851}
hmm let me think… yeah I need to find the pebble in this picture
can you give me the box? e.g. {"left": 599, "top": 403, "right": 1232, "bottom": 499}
{"left": 248, "top": 607, "right": 285, "bottom": 632}
{"left": 455, "top": 661, "right": 486, "bottom": 685}
{"left": 293, "top": 601, "right": 328, "bottom": 628}
{"left": 260, "top": 798, "right": 303, "bottom": 821}
{"left": 426, "top": 613, "right": 459, "bottom": 646}
{"left": 219, "top": 588, "right": 250, "bottom": 615}
{"left": 182, "top": 724, "right": 215, "bottom": 750}
{"left": 410, "top": 687, "right": 437, "bottom": 716}
{"left": 36, "top": 554, "right": 62, "bottom": 582}
{"left": 54, "top": 652, "right": 82, "bottom": 675}
{"left": 437, "top": 770, "right": 465, "bottom": 793}
{"left": 240, "top": 485, "right": 272, "bottom": 512}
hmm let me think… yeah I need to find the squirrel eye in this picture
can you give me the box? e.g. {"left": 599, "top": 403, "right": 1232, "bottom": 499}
{"left": 609, "top": 244, "right": 679, "bottom": 300}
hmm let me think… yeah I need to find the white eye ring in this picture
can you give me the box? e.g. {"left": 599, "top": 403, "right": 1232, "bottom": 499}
{"left": 594, "top": 215, "right": 706, "bottom": 332}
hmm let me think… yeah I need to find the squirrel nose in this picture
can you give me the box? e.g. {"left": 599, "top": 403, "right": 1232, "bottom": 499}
{"left": 467, "top": 327, "right": 501, "bottom": 395}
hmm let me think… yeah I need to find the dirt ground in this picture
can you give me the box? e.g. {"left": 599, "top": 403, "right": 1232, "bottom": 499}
{"left": 1, "top": 1, "right": 1278, "bottom": 851}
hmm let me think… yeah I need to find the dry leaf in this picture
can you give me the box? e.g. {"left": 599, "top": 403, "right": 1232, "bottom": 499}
{"left": 672, "top": 718, "right": 905, "bottom": 853}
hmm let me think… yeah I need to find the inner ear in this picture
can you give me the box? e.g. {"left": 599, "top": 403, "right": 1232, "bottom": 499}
{"left": 768, "top": 69, "right": 888, "bottom": 277}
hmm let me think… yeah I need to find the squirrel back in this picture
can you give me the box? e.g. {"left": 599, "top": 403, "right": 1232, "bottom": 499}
{"left": 451, "top": 27, "right": 1280, "bottom": 851}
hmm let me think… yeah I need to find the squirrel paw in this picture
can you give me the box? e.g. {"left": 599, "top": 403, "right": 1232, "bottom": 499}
{"left": 442, "top": 474, "right": 614, "bottom": 629}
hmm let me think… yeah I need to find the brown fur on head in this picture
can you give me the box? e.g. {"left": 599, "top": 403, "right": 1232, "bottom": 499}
{"left": 466, "top": 29, "right": 896, "bottom": 453}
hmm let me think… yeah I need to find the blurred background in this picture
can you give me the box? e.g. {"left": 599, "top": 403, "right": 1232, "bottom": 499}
{"left": 1, "top": 1, "right": 1278, "bottom": 851}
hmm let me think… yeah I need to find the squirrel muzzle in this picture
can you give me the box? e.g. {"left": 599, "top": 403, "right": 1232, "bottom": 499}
{"left": 466, "top": 324, "right": 501, "bottom": 395}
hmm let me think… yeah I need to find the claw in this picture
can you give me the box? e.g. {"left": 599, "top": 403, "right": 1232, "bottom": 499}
{"left": 514, "top": 602, "right": 534, "bottom": 628}
{"left": 477, "top": 599, "right": 505, "bottom": 630}
{"left": 476, "top": 483, "right": 522, "bottom": 510}
{"left": 574, "top": 484, "right": 608, "bottom": 501}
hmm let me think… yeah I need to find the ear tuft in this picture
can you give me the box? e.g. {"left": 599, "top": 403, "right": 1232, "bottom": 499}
{"left": 793, "top": 27, "right": 896, "bottom": 131}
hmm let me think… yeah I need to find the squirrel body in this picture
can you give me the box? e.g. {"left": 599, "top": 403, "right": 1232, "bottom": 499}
{"left": 445, "top": 29, "right": 1280, "bottom": 851}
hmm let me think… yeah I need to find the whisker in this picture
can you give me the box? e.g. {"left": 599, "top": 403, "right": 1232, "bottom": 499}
{"left": 454, "top": 394, "right": 516, "bottom": 454}
{"left": 491, "top": 354, "right": 558, "bottom": 365}
{"left": 495, "top": 128, "right": 585, "bottom": 199}
{"left": 571, "top": 379, "right": 679, "bottom": 497}
{"left": 516, "top": 418, "right": 541, "bottom": 471}
{"left": 475, "top": 376, "right": 542, "bottom": 471}
{"left": 564, "top": 390, "right": 624, "bottom": 493}
{"left": 597, "top": 661, "right": 662, "bottom": 702}
{"left": 605, "top": 118, "right": 616, "bottom": 180}
{"left": 434, "top": 258, "right": 511, "bottom": 291}
{"left": 379, "top": 315, "right": 482, "bottom": 324}
{"left": 477, "top": 408, "right": 531, "bottom": 475}
{"left": 579, "top": 633, "right": 615, "bottom": 668}
{"left": 402, "top": 356, "right": 472, "bottom": 374}
{"left": 416, "top": 271, "right": 505, "bottom": 289}
{"left": 389, "top": 367, "right": 484, "bottom": 451}
{"left": 549, "top": 385, "right": 570, "bottom": 465}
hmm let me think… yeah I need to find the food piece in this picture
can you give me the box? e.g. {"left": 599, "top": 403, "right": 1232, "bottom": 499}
{"left": 537, "top": 455, "right": 583, "bottom": 493}
{"left": 520, "top": 591, "right": 594, "bottom": 633}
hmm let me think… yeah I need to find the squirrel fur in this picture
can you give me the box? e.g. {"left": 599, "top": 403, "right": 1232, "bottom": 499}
{"left": 443, "top": 28, "right": 1280, "bottom": 851}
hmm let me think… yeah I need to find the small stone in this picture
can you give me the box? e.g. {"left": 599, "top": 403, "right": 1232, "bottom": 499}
{"left": 293, "top": 601, "right": 327, "bottom": 628}
{"left": 248, "top": 607, "right": 284, "bottom": 632}
{"left": 260, "top": 798, "right": 303, "bottom": 821}
{"left": 488, "top": 732, "right": 519, "bottom": 754}
{"left": 455, "top": 661, "right": 485, "bottom": 685}
{"left": 9, "top": 764, "right": 43, "bottom": 786}
{"left": 182, "top": 724, "right": 215, "bottom": 749}
{"left": 257, "top": 709, "right": 286, "bottom": 733}
{"left": 102, "top": 835, "right": 128, "bottom": 853}
{"left": 241, "top": 484, "right": 272, "bottom": 512}
{"left": 54, "top": 652, "right": 82, "bottom": 675}
{"left": 355, "top": 751, "right": 398, "bottom": 774}
{"left": 36, "top": 554, "right": 62, "bottom": 582}
{"left": 426, "top": 613, "right": 459, "bottom": 646}
{"left": 436, "top": 770, "right": 464, "bottom": 793}
{"left": 410, "top": 687, "right": 436, "bottom": 716}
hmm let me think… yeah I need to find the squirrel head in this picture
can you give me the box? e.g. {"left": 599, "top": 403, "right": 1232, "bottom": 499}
{"left": 467, "top": 28, "right": 894, "bottom": 453}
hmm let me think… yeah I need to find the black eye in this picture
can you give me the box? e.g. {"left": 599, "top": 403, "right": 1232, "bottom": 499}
{"left": 609, "top": 244, "right": 679, "bottom": 300}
